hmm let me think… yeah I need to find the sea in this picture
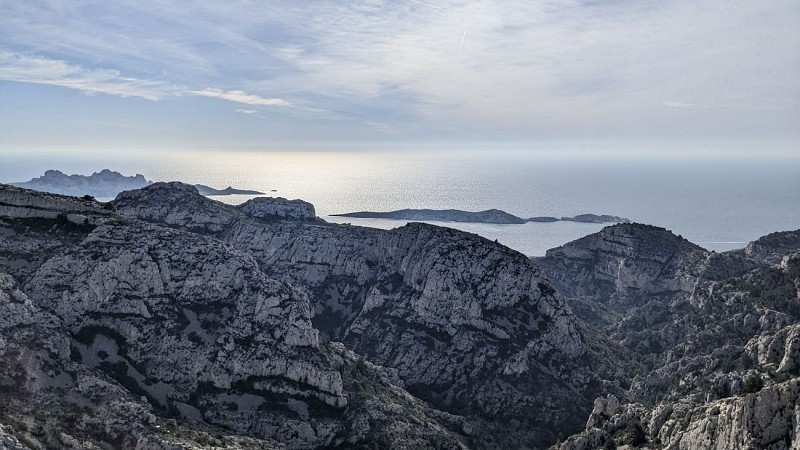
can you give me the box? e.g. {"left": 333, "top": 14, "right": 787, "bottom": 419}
{"left": 3, "top": 148, "right": 799, "bottom": 257}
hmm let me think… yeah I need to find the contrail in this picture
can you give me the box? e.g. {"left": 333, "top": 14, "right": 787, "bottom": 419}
{"left": 458, "top": 28, "right": 467, "bottom": 61}
{"left": 408, "top": 0, "right": 445, "bottom": 11}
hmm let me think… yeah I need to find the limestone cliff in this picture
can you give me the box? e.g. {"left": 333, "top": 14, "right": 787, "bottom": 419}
{"left": 0, "top": 184, "right": 468, "bottom": 449}
{"left": 538, "top": 224, "right": 800, "bottom": 449}
{"left": 4, "top": 181, "right": 797, "bottom": 449}
{"left": 0, "top": 183, "right": 606, "bottom": 448}
{"left": 112, "top": 182, "right": 608, "bottom": 447}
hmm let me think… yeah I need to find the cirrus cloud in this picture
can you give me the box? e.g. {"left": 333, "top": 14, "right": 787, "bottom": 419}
{"left": 189, "top": 88, "right": 291, "bottom": 107}
{"left": 0, "top": 0, "right": 798, "bottom": 142}
{"left": 0, "top": 50, "right": 176, "bottom": 100}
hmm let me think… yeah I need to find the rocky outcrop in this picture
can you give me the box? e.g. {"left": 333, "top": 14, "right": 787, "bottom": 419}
{"left": 558, "top": 378, "right": 800, "bottom": 450}
{"left": 112, "top": 182, "right": 243, "bottom": 234}
{"left": 0, "top": 183, "right": 115, "bottom": 224}
{"left": 540, "top": 224, "right": 800, "bottom": 449}
{"left": 240, "top": 197, "right": 316, "bottom": 220}
{"left": 537, "top": 224, "right": 711, "bottom": 307}
{"left": 743, "top": 230, "right": 800, "bottom": 265}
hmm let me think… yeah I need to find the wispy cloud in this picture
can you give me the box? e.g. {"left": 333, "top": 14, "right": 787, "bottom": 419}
{"left": 189, "top": 88, "right": 291, "bottom": 107}
{"left": 1, "top": 0, "right": 798, "bottom": 140}
{"left": 0, "top": 50, "right": 176, "bottom": 100}
{"left": 0, "top": 50, "right": 294, "bottom": 112}
{"left": 663, "top": 101, "right": 704, "bottom": 109}
{"left": 408, "top": 0, "right": 446, "bottom": 12}
{"left": 235, "top": 108, "right": 267, "bottom": 120}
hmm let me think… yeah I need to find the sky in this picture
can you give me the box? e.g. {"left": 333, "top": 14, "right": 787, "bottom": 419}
{"left": 1, "top": 0, "right": 799, "bottom": 152}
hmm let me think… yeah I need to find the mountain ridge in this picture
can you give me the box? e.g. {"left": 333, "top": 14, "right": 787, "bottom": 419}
{"left": 0, "top": 182, "right": 798, "bottom": 449}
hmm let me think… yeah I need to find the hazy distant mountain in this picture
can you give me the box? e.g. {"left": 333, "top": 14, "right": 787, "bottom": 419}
{"left": 1, "top": 182, "right": 798, "bottom": 449}
{"left": 11, "top": 169, "right": 264, "bottom": 198}
{"left": 11, "top": 169, "right": 150, "bottom": 197}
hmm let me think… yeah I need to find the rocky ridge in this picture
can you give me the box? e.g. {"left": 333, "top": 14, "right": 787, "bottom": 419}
{"left": 2, "top": 181, "right": 798, "bottom": 449}
{"left": 112, "top": 182, "right": 614, "bottom": 447}
{"left": 0, "top": 184, "right": 469, "bottom": 448}
{"left": 239, "top": 197, "right": 316, "bottom": 221}
{"left": 536, "top": 223, "right": 800, "bottom": 449}
{"left": 0, "top": 183, "right": 616, "bottom": 449}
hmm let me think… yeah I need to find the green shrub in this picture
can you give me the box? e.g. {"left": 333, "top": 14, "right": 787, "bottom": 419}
{"left": 741, "top": 374, "right": 764, "bottom": 394}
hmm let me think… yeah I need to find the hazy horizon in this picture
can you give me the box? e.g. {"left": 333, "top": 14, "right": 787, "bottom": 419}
{"left": 3, "top": 149, "right": 798, "bottom": 257}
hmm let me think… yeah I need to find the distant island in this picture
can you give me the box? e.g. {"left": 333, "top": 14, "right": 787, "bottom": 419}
{"left": 333, "top": 208, "right": 527, "bottom": 224}
{"left": 11, "top": 169, "right": 149, "bottom": 198}
{"left": 193, "top": 185, "right": 265, "bottom": 196}
{"left": 333, "top": 209, "right": 630, "bottom": 225}
{"left": 528, "top": 214, "right": 631, "bottom": 224}
{"left": 11, "top": 169, "right": 264, "bottom": 198}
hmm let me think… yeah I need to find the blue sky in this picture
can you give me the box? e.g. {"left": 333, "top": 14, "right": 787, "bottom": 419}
{"left": 1, "top": 0, "right": 799, "bottom": 151}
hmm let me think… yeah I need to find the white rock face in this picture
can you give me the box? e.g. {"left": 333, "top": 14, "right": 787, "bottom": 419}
{"left": 0, "top": 424, "right": 27, "bottom": 450}
{"left": 113, "top": 182, "right": 242, "bottom": 233}
{"left": 0, "top": 183, "right": 471, "bottom": 448}
{"left": 745, "top": 230, "right": 800, "bottom": 265}
{"left": 653, "top": 379, "right": 800, "bottom": 450}
{"left": 746, "top": 324, "right": 800, "bottom": 374}
{"left": 112, "top": 182, "right": 601, "bottom": 446}
{"left": 239, "top": 197, "right": 316, "bottom": 220}
{"left": 230, "top": 218, "right": 594, "bottom": 438}
{"left": 7, "top": 181, "right": 797, "bottom": 449}
{"left": 537, "top": 224, "right": 729, "bottom": 308}
{"left": 558, "top": 379, "right": 800, "bottom": 450}
{"left": 542, "top": 223, "right": 800, "bottom": 449}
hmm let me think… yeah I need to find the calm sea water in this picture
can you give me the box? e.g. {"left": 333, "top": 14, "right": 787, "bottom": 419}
{"left": 3, "top": 149, "right": 799, "bottom": 256}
